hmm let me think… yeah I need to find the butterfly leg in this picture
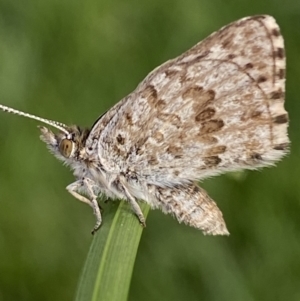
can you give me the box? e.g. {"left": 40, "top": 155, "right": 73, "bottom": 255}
{"left": 126, "top": 193, "right": 146, "bottom": 227}
{"left": 66, "top": 179, "right": 102, "bottom": 234}
{"left": 112, "top": 177, "right": 146, "bottom": 227}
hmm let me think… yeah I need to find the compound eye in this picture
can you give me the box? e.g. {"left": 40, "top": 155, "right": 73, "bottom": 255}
{"left": 59, "top": 139, "right": 73, "bottom": 158}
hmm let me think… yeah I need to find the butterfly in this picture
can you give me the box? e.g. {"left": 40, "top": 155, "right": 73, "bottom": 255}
{"left": 0, "top": 15, "right": 289, "bottom": 235}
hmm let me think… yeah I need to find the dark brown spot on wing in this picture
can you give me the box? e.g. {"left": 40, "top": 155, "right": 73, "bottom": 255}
{"left": 112, "top": 145, "right": 121, "bottom": 155}
{"left": 200, "top": 119, "right": 224, "bottom": 135}
{"left": 250, "top": 153, "right": 262, "bottom": 160}
{"left": 148, "top": 156, "right": 158, "bottom": 165}
{"left": 222, "top": 39, "right": 230, "bottom": 48}
{"left": 125, "top": 112, "right": 133, "bottom": 126}
{"left": 197, "top": 135, "right": 218, "bottom": 144}
{"left": 278, "top": 69, "right": 285, "bottom": 79}
{"left": 272, "top": 28, "right": 280, "bottom": 37}
{"left": 275, "top": 47, "right": 284, "bottom": 59}
{"left": 270, "top": 89, "right": 284, "bottom": 100}
{"left": 195, "top": 107, "right": 216, "bottom": 122}
{"left": 174, "top": 170, "right": 180, "bottom": 176}
{"left": 165, "top": 68, "right": 179, "bottom": 78}
{"left": 167, "top": 145, "right": 183, "bottom": 158}
{"left": 203, "top": 156, "right": 221, "bottom": 167}
{"left": 205, "top": 145, "right": 227, "bottom": 155}
{"left": 257, "top": 75, "right": 267, "bottom": 83}
{"left": 251, "top": 110, "right": 263, "bottom": 119}
{"left": 273, "top": 143, "right": 289, "bottom": 151}
{"left": 116, "top": 134, "right": 125, "bottom": 145}
{"left": 141, "top": 85, "right": 158, "bottom": 105}
{"left": 155, "top": 99, "right": 166, "bottom": 110}
{"left": 274, "top": 114, "right": 288, "bottom": 124}
{"left": 245, "top": 62, "right": 253, "bottom": 69}
{"left": 222, "top": 36, "right": 234, "bottom": 49}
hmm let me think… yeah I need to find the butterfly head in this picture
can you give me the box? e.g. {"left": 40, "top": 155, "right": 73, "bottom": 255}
{"left": 39, "top": 125, "right": 90, "bottom": 163}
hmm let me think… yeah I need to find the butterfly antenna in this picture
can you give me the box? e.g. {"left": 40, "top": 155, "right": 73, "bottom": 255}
{"left": 0, "top": 104, "right": 69, "bottom": 134}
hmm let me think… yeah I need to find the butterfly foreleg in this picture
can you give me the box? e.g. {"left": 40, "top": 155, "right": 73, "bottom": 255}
{"left": 66, "top": 178, "right": 102, "bottom": 234}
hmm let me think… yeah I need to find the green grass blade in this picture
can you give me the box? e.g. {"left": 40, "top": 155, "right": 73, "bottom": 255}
{"left": 75, "top": 201, "right": 150, "bottom": 301}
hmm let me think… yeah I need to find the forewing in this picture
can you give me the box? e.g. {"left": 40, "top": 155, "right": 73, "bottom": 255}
{"left": 87, "top": 15, "right": 289, "bottom": 186}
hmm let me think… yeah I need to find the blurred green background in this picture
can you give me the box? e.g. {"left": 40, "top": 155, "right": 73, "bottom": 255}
{"left": 0, "top": 0, "right": 299, "bottom": 300}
